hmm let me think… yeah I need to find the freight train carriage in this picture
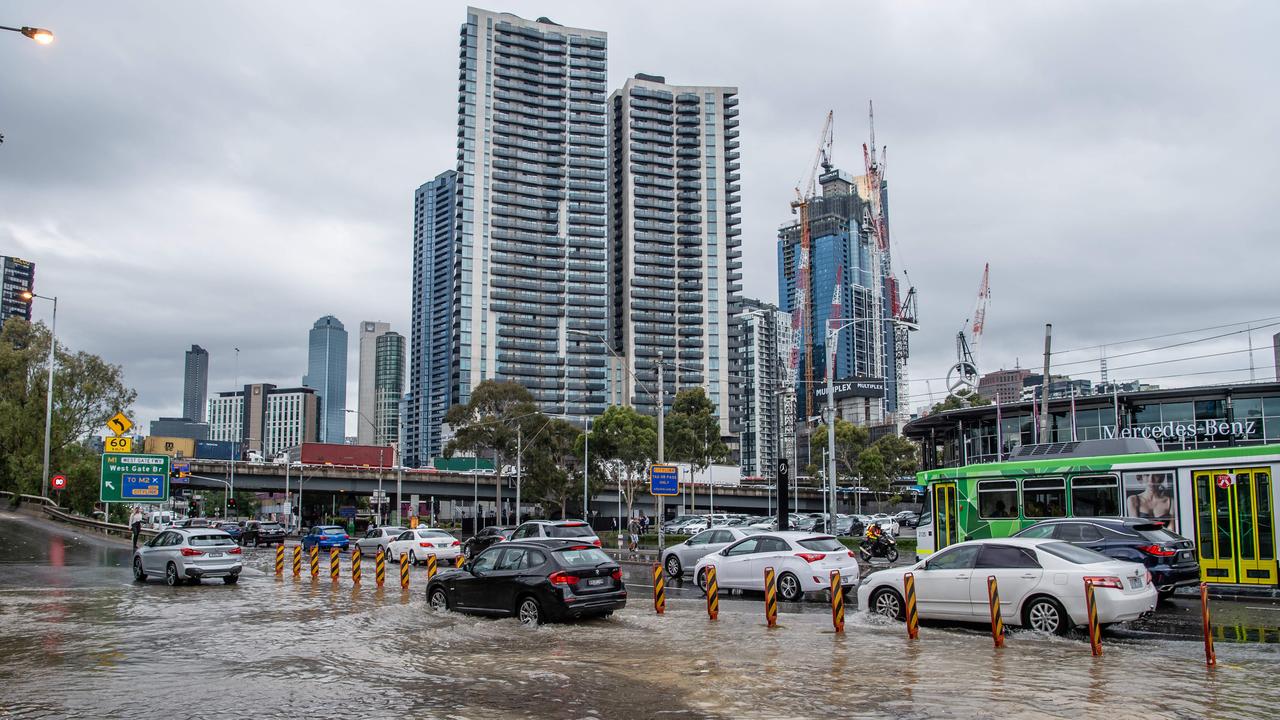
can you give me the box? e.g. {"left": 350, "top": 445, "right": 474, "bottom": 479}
{"left": 916, "top": 439, "right": 1280, "bottom": 588}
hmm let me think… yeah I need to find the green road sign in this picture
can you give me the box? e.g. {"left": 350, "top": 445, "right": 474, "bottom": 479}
{"left": 100, "top": 453, "right": 171, "bottom": 503}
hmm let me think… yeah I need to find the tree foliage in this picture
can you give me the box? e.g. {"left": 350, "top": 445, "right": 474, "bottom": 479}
{"left": 808, "top": 419, "right": 869, "bottom": 481}
{"left": 855, "top": 434, "right": 920, "bottom": 494}
{"left": 522, "top": 417, "right": 592, "bottom": 519}
{"left": 588, "top": 405, "right": 657, "bottom": 523}
{"left": 662, "top": 388, "right": 727, "bottom": 471}
{"left": 444, "top": 380, "right": 536, "bottom": 522}
{"left": 930, "top": 389, "right": 991, "bottom": 414}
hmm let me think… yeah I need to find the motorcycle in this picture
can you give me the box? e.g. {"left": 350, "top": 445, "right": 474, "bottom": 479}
{"left": 858, "top": 531, "right": 899, "bottom": 563}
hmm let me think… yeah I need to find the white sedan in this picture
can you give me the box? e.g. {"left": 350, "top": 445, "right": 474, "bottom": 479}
{"left": 387, "top": 528, "right": 462, "bottom": 565}
{"left": 693, "top": 532, "right": 861, "bottom": 602}
{"left": 857, "top": 537, "right": 1157, "bottom": 635}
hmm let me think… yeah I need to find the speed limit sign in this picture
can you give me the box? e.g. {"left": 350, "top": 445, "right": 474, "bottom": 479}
{"left": 51, "top": 474, "right": 67, "bottom": 490}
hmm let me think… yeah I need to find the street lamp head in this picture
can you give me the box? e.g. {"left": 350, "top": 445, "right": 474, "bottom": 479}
{"left": 21, "top": 27, "right": 54, "bottom": 44}
{"left": 19, "top": 291, "right": 33, "bottom": 301}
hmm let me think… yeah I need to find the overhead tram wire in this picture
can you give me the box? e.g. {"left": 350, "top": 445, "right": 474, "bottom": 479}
{"left": 1051, "top": 315, "right": 1280, "bottom": 356}
{"left": 1046, "top": 321, "right": 1280, "bottom": 370}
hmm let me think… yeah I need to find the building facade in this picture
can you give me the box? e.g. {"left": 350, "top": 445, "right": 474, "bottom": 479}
{"left": 207, "top": 384, "right": 320, "bottom": 457}
{"left": 303, "top": 315, "right": 348, "bottom": 443}
{"left": 1, "top": 256, "right": 35, "bottom": 323}
{"left": 148, "top": 417, "right": 209, "bottom": 441}
{"left": 736, "top": 299, "right": 790, "bottom": 479}
{"left": 976, "top": 368, "right": 1031, "bottom": 404}
{"left": 454, "top": 8, "right": 610, "bottom": 420}
{"left": 406, "top": 171, "right": 458, "bottom": 468}
{"left": 356, "top": 321, "right": 392, "bottom": 444}
{"left": 183, "top": 344, "right": 209, "bottom": 422}
{"left": 608, "top": 74, "right": 743, "bottom": 435}
{"left": 375, "top": 331, "right": 406, "bottom": 447}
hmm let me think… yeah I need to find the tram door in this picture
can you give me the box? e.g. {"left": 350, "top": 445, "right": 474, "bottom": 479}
{"left": 934, "top": 483, "right": 960, "bottom": 552}
{"left": 1193, "top": 468, "right": 1277, "bottom": 585}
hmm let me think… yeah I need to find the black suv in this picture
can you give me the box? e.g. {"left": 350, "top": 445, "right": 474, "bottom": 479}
{"left": 242, "top": 521, "right": 287, "bottom": 547}
{"left": 462, "top": 525, "right": 515, "bottom": 559}
{"left": 425, "top": 538, "right": 626, "bottom": 625}
{"left": 1014, "top": 517, "right": 1199, "bottom": 598}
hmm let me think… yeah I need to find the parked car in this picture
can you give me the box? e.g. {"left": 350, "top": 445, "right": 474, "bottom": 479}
{"left": 1013, "top": 518, "right": 1199, "bottom": 599}
{"left": 213, "top": 521, "right": 243, "bottom": 541}
{"left": 464, "top": 525, "right": 515, "bottom": 558}
{"left": 355, "top": 526, "right": 407, "bottom": 557}
{"left": 867, "top": 514, "right": 901, "bottom": 536}
{"left": 301, "top": 525, "right": 350, "bottom": 552}
{"left": 893, "top": 511, "right": 921, "bottom": 528}
{"left": 240, "top": 521, "right": 286, "bottom": 546}
{"left": 388, "top": 528, "right": 462, "bottom": 564}
{"left": 678, "top": 517, "right": 711, "bottom": 535}
{"left": 132, "top": 528, "right": 243, "bottom": 586}
{"left": 693, "top": 532, "right": 861, "bottom": 602}
{"left": 509, "top": 520, "right": 601, "bottom": 547}
{"left": 174, "top": 517, "right": 211, "bottom": 529}
{"left": 858, "top": 538, "right": 1157, "bottom": 635}
{"left": 662, "top": 515, "right": 701, "bottom": 533}
{"left": 835, "top": 515, "right": 864, "bottom": 537}
{"left": 426, "top": 539, "right": 626, "bottom": 625}
{"left": 661, "top": 526, "right": 764, "bottom": 577}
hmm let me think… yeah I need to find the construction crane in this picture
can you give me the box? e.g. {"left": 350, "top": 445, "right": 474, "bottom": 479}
{"left": 790, "top": 110, "right": 834, "bottom": 419}
{"left": 947, "top": 264, "right": 990, "bottom": 394}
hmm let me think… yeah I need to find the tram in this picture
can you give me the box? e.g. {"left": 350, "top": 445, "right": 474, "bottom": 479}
{"left": 916, "top": 438, "right": 1280, "bottom": 587}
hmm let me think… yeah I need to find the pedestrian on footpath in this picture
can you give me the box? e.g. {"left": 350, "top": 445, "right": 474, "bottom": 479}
{"left": 628, "top": 516, "right": 641, "bottom": 555}
{"left": 129, "top": 507, "right": 144, "bottom": 550}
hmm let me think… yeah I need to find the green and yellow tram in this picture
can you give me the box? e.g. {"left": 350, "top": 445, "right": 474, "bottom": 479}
{"left": 916, "top": 439, "right": 1280, "bottom": 588}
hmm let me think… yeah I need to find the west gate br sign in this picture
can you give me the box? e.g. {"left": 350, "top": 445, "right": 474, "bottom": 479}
{"left": 100, "top": 453, "right": 171, "bottom": 503}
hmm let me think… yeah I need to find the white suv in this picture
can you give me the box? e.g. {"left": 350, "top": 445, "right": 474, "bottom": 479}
{"left": 509, "top": 520, "right": 601, "bottom": 547}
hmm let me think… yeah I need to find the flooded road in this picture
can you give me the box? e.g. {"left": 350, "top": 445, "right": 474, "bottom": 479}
{"left": 1, "top": 511, "right": 1278, "bottom": 719}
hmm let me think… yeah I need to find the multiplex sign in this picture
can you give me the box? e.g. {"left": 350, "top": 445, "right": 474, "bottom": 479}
{"left": 814, "top": 377, "right": 885, "bottom": 406}
{"left": 1102, "top": 420, "right": 1258, "bottom": 442}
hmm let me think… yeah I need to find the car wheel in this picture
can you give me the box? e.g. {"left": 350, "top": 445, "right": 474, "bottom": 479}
{"left": 429, "top": 587, "right": 450, "bottom": 612}
{"left": 165, "top": 563, "right": 180, "bottom": 587}
{"left": 665, "top": 554, "right": 682, "bottom": 578}
{"left": 223, "top": 574, "right": 239, "bottom": 585}
{"left": 132, "top": 557, "right": 147, "bottom": 582}
{"left": 869, "top": 587, "right": 905, "bottom": 621}
{"left": 777, "top": 572, "right": 803, "bottom": 602}
{"left": 886, "top": 546, "right": 900, "bottom": 563}
{"left": 517, "top": 596, "right": 542, "bottom": 626}
{"left": 409, "top": 550, "right": 418, "bottom": 565}
{"left": 1023, "top": 596, "right": 1070, "bottom": 636}
{"left": 696, "top": 567, "right": 711, "bottom": 593}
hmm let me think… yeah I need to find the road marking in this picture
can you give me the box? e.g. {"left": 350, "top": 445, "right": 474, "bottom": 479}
{"left": 1245, "top": 606, "right": 1280, "bottom": 611}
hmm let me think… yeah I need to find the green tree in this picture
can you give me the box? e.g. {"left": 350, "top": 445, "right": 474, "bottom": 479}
{"left": 855, "top": 434, "right": 920, "bottom": 497}
{"left": 808, "top": 419, "right": 869, "bottom": 483}
{"left": 522, "top": 417, "right": 585, "bottom": 519}
{"left": 588, "top": 405, "right": 657, "bottom": 525}
{"left": 663, "top": 387, "right": 728, "bottom": 482}
{"left": 444, "top": 380, "right": 536, "bottom": 523}
{"left": 930, "top": 389, "right": 991, "bottom": 414}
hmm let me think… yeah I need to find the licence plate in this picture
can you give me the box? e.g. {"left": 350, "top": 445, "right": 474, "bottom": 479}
{"left": 587, "top": 578, "right": 605, "bottom": 587}
{"left": 1129, "top": 577, "right": 1142, "bottom": 589}
{"left": 1179, "top": 551, "right": 1193, "bottom": 562}
{"left": 207, "top": 552, "right": 223, "bottom": 559}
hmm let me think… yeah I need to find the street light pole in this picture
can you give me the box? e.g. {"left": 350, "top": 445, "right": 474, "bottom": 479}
{"left": 657, "top": 356, "right": 666, "bottom": 552}
{"left": 22, "top": 292, "right": 57, "bottom": 499}
{"left": 583, "top": 417, "right": 590, "bottom": 521}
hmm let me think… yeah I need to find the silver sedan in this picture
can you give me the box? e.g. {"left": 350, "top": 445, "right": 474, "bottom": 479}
{"left": 661, "top": 527, "right": 763, "bottom": 577}
{"left": 355, "top": 526, "right": 407, "bottom": 557}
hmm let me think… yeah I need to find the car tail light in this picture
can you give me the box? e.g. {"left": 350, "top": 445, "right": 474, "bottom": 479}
{"left": 1139, "top": 544, "right": 1176, "bottom": 557}
{"left": 796, "top": 553, "right": 827, "bottom": 563}
{"left": 611, "top": 569, "right": 622, "bottom": 581}
{"left": 592, "top": 538, "right": 602, "bottom": 547}
{"left": 1083, "top": 575, "right": 1123, "bottom": 589}
{"left": 180, "top": 548, "right": 204, "bottom": 556}
{"left": 847, "top": 551, "right": 856, "bottom": 558}
{"left": 227, "top": 546, "right": 242, "bottom": 555}
{"left": 452, "top": 540, "right": 461, "bottom": 546}
{"left": 549, "top": 571, "right": 580, "bottom": 586}
{"left": 569, "top": 545, "right": 593, "bottom": 550}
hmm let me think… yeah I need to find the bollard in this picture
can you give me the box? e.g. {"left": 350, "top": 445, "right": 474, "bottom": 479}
{"left": 1200, "top": 582, "right": 1217, "bottom": 667}
{"left": 375, "top": 548, "right": 386, "bottom": 587}
{"left": 652, "top": 563, "right": 666, "bottom": 614}
{"left": 1084, "top": 579, "right": 1103, "bottom": 656}
{"left": 399, "top": 552, "right": 410, "bottom": 590}
{"left": 763, "top": 566, "right": 778, "bottom": 628}
{"left": 351, "top": 547, "right": 362, "bottom": 585}
{"left": 455, "top": 554, "right": 466, "bottom": 569}
{"left": 330, "top": 547, "right": 340, "bottom": 582}
{"left": 986, "top": 575, "right": 1005, "bottom": 648}
{"left": 309, "top": 545, "right": 320, "bottom": 579}
{"left": 705, "top": 566, "right": 719, "bottom": 621}
{"left": 904, "top": 571, "right": 919, "bottom": 640}
{"left": 830, "top": 570, "right": 845, "bottom": 633}
{"left": 274, "top": 544, "right": 284, "bottom": 576}
{"left": 427, "top": 553, "right": 438, "bottom": 581}
{"left": 292, "top": 545, "right": 302, "bottom": 578}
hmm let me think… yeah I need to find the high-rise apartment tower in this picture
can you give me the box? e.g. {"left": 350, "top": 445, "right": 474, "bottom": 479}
{"left": 183, "top": 344, "right": 209, "bottom": 422}
{"left": 303, "top": 315, "right": 348, "bottom": 443}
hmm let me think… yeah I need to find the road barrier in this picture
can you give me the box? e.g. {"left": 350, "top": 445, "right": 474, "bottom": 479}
{"left": 652, "top": 563, "right": 666, "bottom": 614}
{"left": 1084, "top": 579, "right": 1103, "bottom": 656}
{"left": 705, "top": 566, "right": 719, "bottom": 621}
{"left": 274, "top": 544, "right": 284, "bottom": 576}
{"left": 375, "top": 548, "right": 386, "bottom": 587}
{"left": 455, "top": 554, "right": 465, "bottom": 568}
{"left": 1200, "top": 582, "right": 1217, "bottom": 667}
{"left": 763, "top": 566, "right": 778, "bottom": 628}
{"left": 986, "top": 575, "right": 1005, "bottom": 648}
{"left": 309, "top": 546, "right": 319, "bottom": 579}
{"left": 427, "top": 553, "right": 438, "bottom": 581}
{"left": 399, "top": 553, "right": 410, "bottom": 589}
{"left": 830, "top": 570, "right": 844, "bottom": 633}
{"left": 351, "top": 547, "right": 362, "bottom": 584}
{"left": 904, "top": 572, "right": 919, "bottom": 640}
{"left": 292, "top": 546, "right": 301, "bottom": 577}
{"left": 330, "top": 547, "right": 340, "bottom": 582}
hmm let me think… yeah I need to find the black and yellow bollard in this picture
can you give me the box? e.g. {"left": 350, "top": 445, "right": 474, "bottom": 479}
{"left": 351, "top": 547, "right": 362, "bottom": 585}
{"left": 375, "top": 548, "right": 386, "bottom": 587}
{"left": 904, "top": 571, "right": 919, "bottom": 640}
{"left": 1200, "top": 582, "right": 1216, "bottom": 667}
{"left": 292, "top": 545, "right": 302, "bottom": 578}
{"left": 986, "top": 575, "right": 1005, "bottom": 648}
{"left": 399, "top": 552, "right": 410, "bottom": 590}
{"left": 309, "top": 545, "right": 320, "bottom": 579}
{"left": 830, "top": 570, "right": 844, "bottom": 633}
{"left": 274, "top": 544, "right": 285, "bottom": 577}
{"left": 652, "top": 563, "right": 666, "bottom": 615}
{"left": 330, "top": 547, "right": 340, "bottom": 582}
{"left": 1084, "top": 579, "right": 1103, "bottom": 656}
{"left": 427, "top": 553, "right": 438, "bottom": 581}
{"left": 763, "top": 566, "right": 778, "bottom": 628}
{"left": 455, "top": 554, "right": 466, "bottom": 569}
{"left": 705, "top": 565, "right": 719, "bottom": 621}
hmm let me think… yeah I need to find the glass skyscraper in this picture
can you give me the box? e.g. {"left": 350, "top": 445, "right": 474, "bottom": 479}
{"left": 182, "top": 344, "right": 209, "bottom": 422}
{"left": 374, "top": 331, "right": 405, "bottom": 447}
{"left": 303, "top": 315, "right": 348, "bottom": 443}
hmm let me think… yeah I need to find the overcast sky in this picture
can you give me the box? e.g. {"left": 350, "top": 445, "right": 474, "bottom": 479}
{"left": 2, "top": 1, "right": 1278, "bottom": 434}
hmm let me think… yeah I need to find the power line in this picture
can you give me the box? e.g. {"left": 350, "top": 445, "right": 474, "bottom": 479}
{"left": 1052, "top": 315, "right": 1280, "bottom": 355}
{"left": 1049, "top": 321, "right": 1280, "bottom": 370}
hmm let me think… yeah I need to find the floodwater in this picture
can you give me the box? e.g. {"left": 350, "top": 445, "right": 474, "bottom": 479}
{"left": 1, "top": 511, "right": 1278, "bottom": 719}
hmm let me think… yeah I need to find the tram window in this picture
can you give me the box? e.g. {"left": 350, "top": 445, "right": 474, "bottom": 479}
{"left": 977, "top": 480, "right": 1017, "bottom": 519}
{"left": 1070, "top": 475, "right": 1120, "bottom": 517}
{"left": 1023, "top": 478, "right": 1067, "bottom": 518}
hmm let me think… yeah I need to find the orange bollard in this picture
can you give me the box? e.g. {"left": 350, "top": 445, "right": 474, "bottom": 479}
{"left": 763, "top": 566, "right": 778, "bottom": 628}
{"left": 455, "top": 554, "right": 466, "bottom": 568}
{"left": 399, "top": 552, "right": 410, "bottom": 589}
{"left": 1084, "top": 579, "right": 1103, "bottom": 656}
{"left": 830, "top": 570, "right": 845, "bottom": 633}
{"left": 987, "top": 575, "right": 1005, "bottom": 648}
{"left": 426, "top": 553, "right": 438, "bottom": 581}
{"left": 330, "top": 547, "right": 340, "bottom": 582}
{"left": 904, "top": 571, "right": 919, "bottom": 640}
{"left": 652, "top": 563, "right": 666, "bottom": 614}
{"left": 705, "top": 565, "right": 719, "bottom": 621}
{"left": 375, "top": 548, "right": 386, "bottom": 587}
{"left": 292, "top": 545, "right": 301, "bottom": 577}
{"left": 1200, "top": 582, "right": 1217, "bottom": 667}
{"left": 309, "top": 545, "right": 319, "bottom": 579}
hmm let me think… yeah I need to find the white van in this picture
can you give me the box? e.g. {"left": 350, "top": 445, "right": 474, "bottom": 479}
{"left": 146, "top": 511, "right": 176, "bottom": 530}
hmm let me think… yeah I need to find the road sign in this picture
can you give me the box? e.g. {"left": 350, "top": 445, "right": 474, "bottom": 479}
{"left": 1216, "top": 473, "right": 1234, "bottom": 489}
{"left": 338, "top": 506, "right": 357, "bottom": 519}
{"left": 104, "top": 436, "right": 133, "bottom": 453}
{"left": 51, "top": 474, "right": 66, "bottom": 490}
{"left": 100, "top": 453, "right": 170, "bottom": 503}
{"left": 106, "top": 412, "right": 133, "bottom": 437}
{"left": 650, "top": 464, "right": 679, "bottom": 496}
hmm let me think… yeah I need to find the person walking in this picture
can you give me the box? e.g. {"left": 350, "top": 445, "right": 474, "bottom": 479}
{"left": 129, "top": 507, "right": 144, "bottom": 550}
{"left": 628, "top": 516, "right": 641, "bottom": 555}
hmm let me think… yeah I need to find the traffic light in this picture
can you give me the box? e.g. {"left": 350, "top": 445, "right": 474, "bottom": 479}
{"left": 228, "top": 497, "right": 237, "bottom": 511}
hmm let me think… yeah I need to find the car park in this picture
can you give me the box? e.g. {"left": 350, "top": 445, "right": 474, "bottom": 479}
{"left": 464, "top": 525, "right": 515, "bottom": 558}
{"left": 301, "top": 525, "right": 350, "bottom": 551}
{"left": 355, "top": 526, "right": 407, "bottom": 557}
{"left": 388, "top": 528, "right": 462, "bottom": 564}
{"left": 426, "top": 539, "right": 626, "bottom": 625}
{"left": 693, "top": 532, "right": 861, "bottom": 602}
{"left": 858, "top": 537, "right": 1157, "bottom": 635}
{"left": 133, "top": 528, "right": 243, "bottom": 586}
{"left": 509, "top": 520, "right": 602, "bottom": 546}
{"left": 893, "top": 511, "right": 921, "bottom": 528}
{"left": 240, "top": 521, "right": 286, "bottom": 547}
{"left": 662, "top": 515, "right": 701, "bottom": 533}
{"left": 661, "top": 526, "right": 764, "bottom": 577}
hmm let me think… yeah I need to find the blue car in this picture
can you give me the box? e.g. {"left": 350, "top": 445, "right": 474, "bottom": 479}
{"left": 214, "top": 521, "right": 243, "bottom": 541}
{"left": 301, "top": 525, "right": 350, "bottom": 551}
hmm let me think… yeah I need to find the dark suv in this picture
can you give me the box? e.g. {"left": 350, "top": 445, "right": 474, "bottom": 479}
{"left": 463, "top": 525, "right": 515, "bottom": 559}
{"left": 1015, "top": 517, "right": 1199, "bottom": 598}
{"left": 242, "top": 521, "right": 287, "bottom": 547}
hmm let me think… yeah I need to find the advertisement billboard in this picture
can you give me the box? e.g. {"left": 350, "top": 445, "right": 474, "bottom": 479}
{"left": 143, "top": 436, "right": 196, "bottom": 459}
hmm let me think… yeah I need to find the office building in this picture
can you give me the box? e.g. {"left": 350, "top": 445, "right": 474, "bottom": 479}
{"left": 182, "top": 344, "right": 209, "bottom": 422}
{"left": 453, "top": 7, "right": 610, "bottom": 419}
{"left": 406, "top": 171, "right": 458, "bottom": 468}
{"left": 148, "top": 417, "right": 209, "bottom": 441}
{"left": 303, "top": 315, "right": 348, "bottom": 443}
{"left": 736, "top": 299, "right": 791, "bottom": 480}
{"left": 977, "top": 368, "right": 1031, "bottom": 404}
{"left": 356, "top": 321, "right": 392, "bottom": 444}
{"left": 207, "top": 384, "right": 320, "bottom": 457}
{"left": 375, "top": 331, "right": 406, "bottom": 447}
{"left": 1274, "top": 332, "right": 1280, "bottom": 382}
{"left": 1, "top": 256, "right": 35, "bottom": 323}
{"left": 608, "top": 74, "right": 743, "bottom": 435}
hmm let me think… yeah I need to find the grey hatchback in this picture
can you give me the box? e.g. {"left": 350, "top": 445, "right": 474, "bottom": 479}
{"left": 133, "top": 528, "right": 244, "bottom": 586}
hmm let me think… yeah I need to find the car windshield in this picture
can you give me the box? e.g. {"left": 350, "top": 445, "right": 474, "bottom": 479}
{"left": 797, "top": 537, "right": 846, "bottom": 552}
{"left": 553, "top": 547, "right": 613, "bottom": 567}
{"left": 322, "top": 528, "right": 346, "bottom": 536}
{"left": 547, "top": 524, "right": 594, "bottom": 538}
{"left": 418, "top": 530, "right": 453, "bottom": 538}
{"left": 1038, "top": 541, "right": 1114, "bottom": 565}
{"left": 188, "top": 534, "right": 236, "bottom": 547}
